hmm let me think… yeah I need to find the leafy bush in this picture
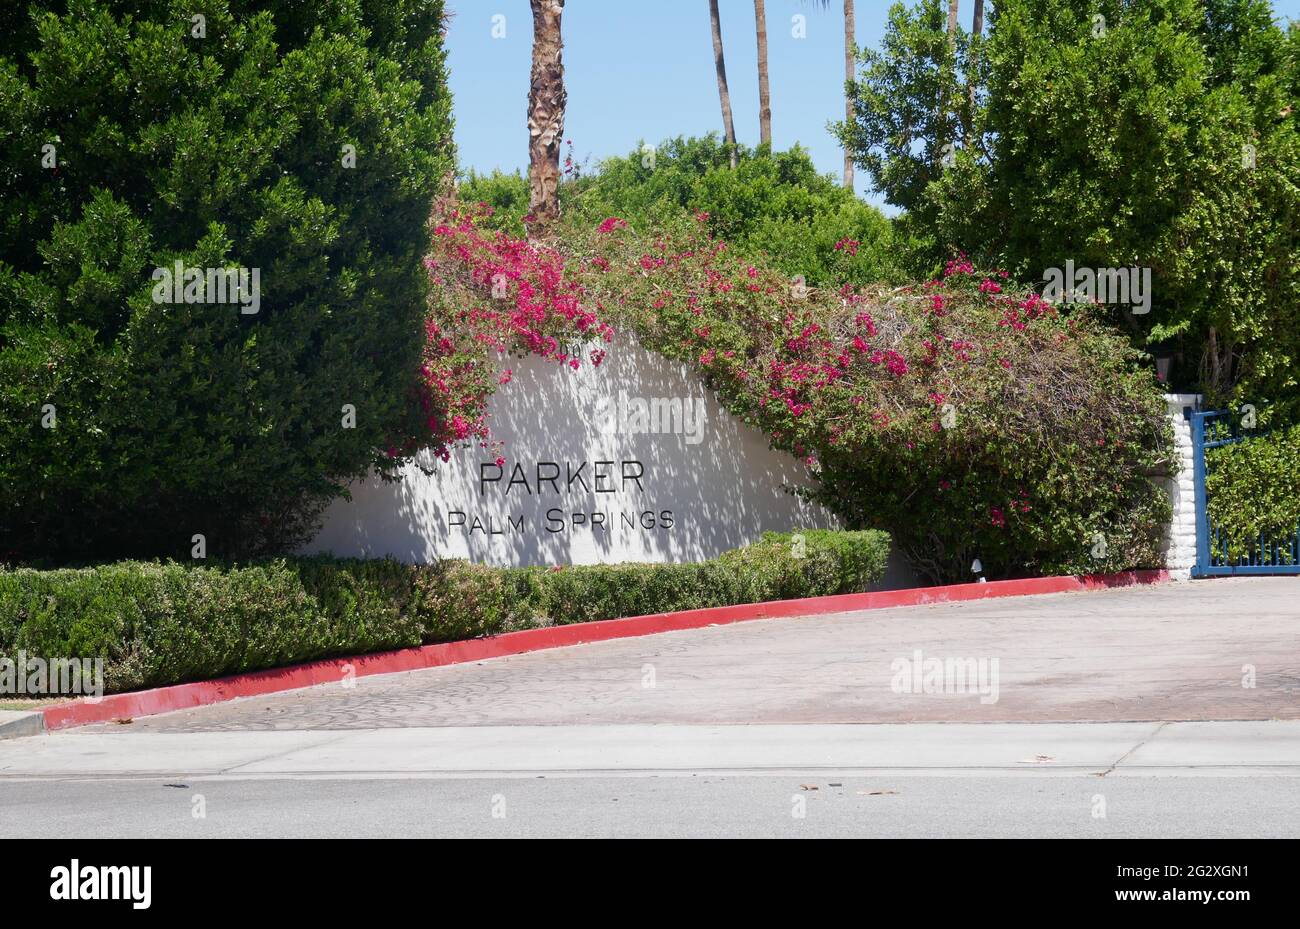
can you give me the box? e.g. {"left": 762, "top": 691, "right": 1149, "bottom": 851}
{"left": 411, "top": 192, "right": 617, "bottom": 464}
{"left": 428, "top": 202, "right": 1173, "bottom": 584}
{"left": 0, "top": 0, "right": 455, "bottom": 564}
{"left": 458, "top": 168, "right": 532, "bottom": 239}
{"left": 0, "top": 530, "right": 890, "bottom": 694}
{"left": 1206, "top": 424, "right": 1300, "bottom": 563}
{"left": 459, "top": 135, "right": 902, "bottom": 287}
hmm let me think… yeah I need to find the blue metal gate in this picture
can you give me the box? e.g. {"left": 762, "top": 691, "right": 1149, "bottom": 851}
{"left": 1190, "top": 409, "right": 1300, "bottom": 576}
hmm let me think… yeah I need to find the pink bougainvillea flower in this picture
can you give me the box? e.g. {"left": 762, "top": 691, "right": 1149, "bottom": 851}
{"left": 944, "top": 253, "right": 975, "bottom": 277}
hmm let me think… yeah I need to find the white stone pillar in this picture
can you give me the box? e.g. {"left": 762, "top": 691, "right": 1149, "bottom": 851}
{"left": 1161, "top": 393, "right": 1202, "bottom": 580}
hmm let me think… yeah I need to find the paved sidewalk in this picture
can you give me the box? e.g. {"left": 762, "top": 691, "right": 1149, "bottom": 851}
{"left": 2, "top": 720, "right": 1299, "bottom": 778}
{"left": 90, "top": 577, "right": 1300, "bottom": 731}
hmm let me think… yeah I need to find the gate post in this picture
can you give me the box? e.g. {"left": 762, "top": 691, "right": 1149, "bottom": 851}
{"left": 1189, "top": 409, "right": 1210, "bottom": 577}
{"left": 1162, "top": 395, "right": 1202, "bottom": 580}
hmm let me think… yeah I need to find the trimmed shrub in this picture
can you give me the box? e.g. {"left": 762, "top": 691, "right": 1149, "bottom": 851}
{"left": 413, "top": 561, "right": 545, "bottom": 641}
{"left": 0, "top": 529, "right": 890, "bottom": 695}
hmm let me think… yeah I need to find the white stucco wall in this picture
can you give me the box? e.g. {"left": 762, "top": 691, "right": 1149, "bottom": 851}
{"left": 303, "top": 338, "right": 842, "bottom": 567}
{"left": 303, "top": 346, "right": 1197, "bottom": 586}
{"left": 1161, "top": 393, "right": 1202, "bottom": 580}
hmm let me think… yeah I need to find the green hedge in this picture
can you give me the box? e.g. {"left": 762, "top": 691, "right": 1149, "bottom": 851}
{"left": 0, "top": 529, "right": 889, "bottom": 695}
{"left": 1206, "top": 425, "right": 1300, "bottom": 564}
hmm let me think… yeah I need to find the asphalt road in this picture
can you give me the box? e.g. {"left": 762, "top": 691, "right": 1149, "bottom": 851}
{"left": 4, "top": 774, "right": 1298, "bottom": 838}
{"left": 4, "top": 719, "right": 1299, "bottom": 836}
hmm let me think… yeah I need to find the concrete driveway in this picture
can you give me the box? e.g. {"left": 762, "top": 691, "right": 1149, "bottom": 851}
{"left": 96, "top": 576, "right": 1299, "bottom": 732}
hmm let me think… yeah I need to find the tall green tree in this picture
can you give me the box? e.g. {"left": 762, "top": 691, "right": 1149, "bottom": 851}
{"left": 0, "top": 0, "right": 456, "bottom": 563}
{"left": 833, "top": 0, "right": 967, "bottom": 232}
{"left": 839, "top": 0, "right": 1299, "bottom": 412}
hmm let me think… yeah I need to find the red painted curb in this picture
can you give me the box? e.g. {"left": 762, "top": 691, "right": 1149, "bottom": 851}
{"left": 39, "top": 568, "right": 1168, "bottom": 731}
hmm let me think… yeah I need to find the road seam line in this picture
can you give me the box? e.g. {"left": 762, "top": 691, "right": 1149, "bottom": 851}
{"left": 1099, "top": 720, "right": 1169, "bottom": 777}
{"left": 217, "top": 729, "right": 374, "bottom": 776}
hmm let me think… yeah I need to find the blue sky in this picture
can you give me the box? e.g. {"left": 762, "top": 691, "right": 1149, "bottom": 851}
{"left": 446, "top": 1, "right": 1300, "bottom": 212}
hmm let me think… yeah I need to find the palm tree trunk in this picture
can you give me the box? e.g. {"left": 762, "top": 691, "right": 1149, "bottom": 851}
{"left": 843, "top": 0, "right": 855, "bottom": 188}
{"left": 709, "top": 0, "right": 739, "bottom": 169}
{"left": 527, "top": 0, "right": 566, "bottom": 237}
{"left": 943, "top": 0, "right": 958, "bottom": 161}
{"left": 755, "top": 0, "right": 772, "bottom": 147}
{"left": 965, "top": 0, "right": 982, "bottom": 148}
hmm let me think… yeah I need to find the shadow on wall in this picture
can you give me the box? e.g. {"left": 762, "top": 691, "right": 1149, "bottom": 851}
{"left": 303, "top": 337, "right": 916, "bottom": 589}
